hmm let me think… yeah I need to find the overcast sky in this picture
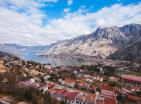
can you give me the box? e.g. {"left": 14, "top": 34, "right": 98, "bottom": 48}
{"left": 0, "top": 0, "right": 141, "bottom": 46}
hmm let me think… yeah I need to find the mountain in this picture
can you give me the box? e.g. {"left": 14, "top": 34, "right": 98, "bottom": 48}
{"left": 0, "top": 44, "right": 50, "bottom": 57}
{"left": 0, "top": 51, "right": 11, "bottom": 58}
{"left": 43, "top": 24, "right": 141, "bottom": 59}
{"left": 108, "top": 38, "right": 141, "bottom": 63}
{"left": 1, "top": 24, "right": 141, "bottom": 62}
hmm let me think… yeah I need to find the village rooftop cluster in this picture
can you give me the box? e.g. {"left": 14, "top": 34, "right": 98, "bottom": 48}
{"left": 0, "top": 54, "right": 141, "bottom": 104}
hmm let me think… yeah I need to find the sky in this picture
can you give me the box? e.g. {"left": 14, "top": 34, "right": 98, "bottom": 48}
{"left": 0, "top": 0, "right": 141, "bottom": 46}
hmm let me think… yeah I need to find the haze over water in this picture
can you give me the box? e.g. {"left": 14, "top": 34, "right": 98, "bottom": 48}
{"left": 17, "top": 51, "right": 98, "bottom": 66}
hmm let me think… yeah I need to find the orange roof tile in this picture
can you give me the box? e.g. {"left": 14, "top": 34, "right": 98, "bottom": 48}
{"left": 85, "top": 94, "right": 96, "bottom": 103}
{"left": 100, "top": 85, "right": 114, "bottom": 91}
{"left": 131, "top": 86, "right": 140, "bottom": 91}
{"left": 54, "top": 89, "right": 67, "bottom": 95}
{"left": 105, "top": 98, "right": 117, "bottom": 104}
{"left": 128, "top": 94, "right": 141, "bottom": 101}
{"left": 122, "top": 75, "right": 141, "bottom": 83}
{"left": 64, "top": 79, "right": 75, "bottom": 84}
{"left": 66, "top": 92, "right": 79, "bottom": 100}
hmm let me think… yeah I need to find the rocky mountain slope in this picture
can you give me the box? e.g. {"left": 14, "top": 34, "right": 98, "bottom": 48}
{"left": 1, "top": 24, "right": 141, "bottom": 62}
{"left": 43, "top": 24, "right": 141, "bottom": 59}
{"left": 108, "top": 38, "right": 141, "bottom": 62}
{"left": 0, "top": 44, "right": 50, "bottom": 57}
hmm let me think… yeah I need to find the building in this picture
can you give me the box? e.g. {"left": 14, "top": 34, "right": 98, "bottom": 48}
{"left": 0, "top": 97, "right": 10, "bottom": 104}
{"left": 75, "top": 94, "right": 96, "bottom": 104}
{"left": 127, "top": 94, "right": 141, "bottom": 104}
{"left": 121, "top": 75, "right": 141, "bottom": 86}
{"left": 66, "top": 92, "right": 80, "bottom": 104}
{"left": 100, "top": 84, "right": 115, "bottom": 98}
{"left": 63, "top": 79, "right": 76, "bottom": 88}
{"left": 52, "top": 89, "right": 68, "bottom": 101}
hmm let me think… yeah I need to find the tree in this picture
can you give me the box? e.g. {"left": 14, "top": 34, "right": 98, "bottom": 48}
{"left": 43, "top": 91, "right": 52, "bottom": 104}
{"left": 6, "top": 68, "right": 16, "bottom": 102}
{"left": 60, "top": 101, "right": 67, "bottom": 104}
{"left": 39, "top": 75, "right": 45, "bottom": 83}
{"left": 24, "top": 88, "right": 32, "bottom": 104}
{"left": 103, "top": 66, "right": 115, "bottom": 76}
{"left": 87, "top": 65, "right": 100, "bottom": 72}
{"left": 117, "top": 93, "right": 128, "bottom": 104}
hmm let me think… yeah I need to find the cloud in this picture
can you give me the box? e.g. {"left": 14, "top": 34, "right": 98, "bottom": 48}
{"left": 67, "top": 0, "right": 73, "bottom": 6}
{"left": 46, "top": 3, "right": 141, "bottom": 38}
{"left": 0, "top": 0, "right": 58, "bottom": 16}
{"left": 64, "top": 8, "right": 70, "bottom": 13}
{"left": 0, "top": 1, "right": 141, "bottom": 46}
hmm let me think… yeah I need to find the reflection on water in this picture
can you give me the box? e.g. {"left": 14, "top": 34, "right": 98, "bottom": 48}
{"left": 16, "top": 51, "right": 100, "bottom": 66}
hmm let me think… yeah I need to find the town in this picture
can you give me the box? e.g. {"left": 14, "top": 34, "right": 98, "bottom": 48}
{"left": 0, "top": 52, "right": 141, "bottom": 104}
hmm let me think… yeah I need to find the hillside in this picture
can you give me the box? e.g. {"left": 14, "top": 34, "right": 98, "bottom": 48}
{"left": 43, "top": 24, "right": 141, "bottom": 59}
{"left": 108, "top": 39, "right": 141, "bottom": 63}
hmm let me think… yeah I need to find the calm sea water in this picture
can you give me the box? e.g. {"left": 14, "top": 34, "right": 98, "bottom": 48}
{"left": 17, "top": 51, "right": 99, "bottom": 66}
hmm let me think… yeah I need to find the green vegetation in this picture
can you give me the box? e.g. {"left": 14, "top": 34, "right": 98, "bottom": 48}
{"left": 103, "top": 66, "right": 116, "bottom": 76}
{"left": 126, "top": 71, "right": 141, "bottom": 76}
{"left": 48, "top": 73, "right": 59, "bottom": 82}
{"left": 87, "top": 65, "right": 100, "bottom": 72}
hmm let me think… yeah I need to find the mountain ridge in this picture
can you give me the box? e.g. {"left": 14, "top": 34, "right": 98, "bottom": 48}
{"left": 0, "top": 23, "right": 141, "bottom": 62}
{"left": 43, "top": 23, "right": 141, "bottom": 59}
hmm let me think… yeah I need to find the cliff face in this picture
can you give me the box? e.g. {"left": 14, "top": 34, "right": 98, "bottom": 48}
{"left": 43, "top": 24, "right": 141, "bottom": 59}
{"left": 1, "top": 24, "right": 141, "bottom": 62}
{"left": 108, "top": 39, "right": 141, "bottom": 62}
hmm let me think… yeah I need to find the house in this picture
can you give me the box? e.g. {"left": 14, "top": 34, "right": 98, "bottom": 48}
{"left": 30, "top": 69, "right": 39, "bottom": 76}
{"left": 95, "top": 97, "right": 105, "bottom": 104}
{"left": 44, "top": 64, "right": 52, "bottom": 69}
{"left": 121, "top": 75, "right": 141, "bottom": 86}
{"left": 84, "top": 94, "right": 96, "bottom": 104}
{"left": 109, "top": 76, "right": 118, "bottom": 82}
{"left": 93, "top": 76, "right": 103, "bottom": 82}
{"left": 127, "top": 94, "right": 141, "bottom": 104}
{"left": 104, "top": 98, "right": 117, "bottom": 104}
{"left": 63, "top": 79, "right": 76, "bottom": 88}
{"left": 39, "top": 83, "right": 48, "bottom": 92}
{"left": 77, "top": 82, "right": 87, "bottom": 89}
{"left": 95, "top": 95, "right": 117, "bottom": 104}
{"left": 100, "top": 84, "right": 115, "bottom": 98}
{"left": 131, "top": 86, "right": 140, "bottom": 92}
{"left": 52, "top": 89, "right": 67, "bottom": 101}
{"left": 61, "top": 90, "right": 71, "bottom": 101}
{"left": 66, "top": 92, "right": 79, "bottom": 104}
{"left": 38, "top": 82, "right": 55, "bottom": 92}
{"left": 75, "top": 94, "right": 96, "bottom": 104}
{"left": 52, "top": 88, "right": 80, "bottom": 103}
{"left": 75, "top": 95, "right": 86, "bottom": 104}
{"left": 44, "top": 74, "right": 50, "bottom": 80}
{"left": 47, "top": 83, "right": 55, "bottom": 89}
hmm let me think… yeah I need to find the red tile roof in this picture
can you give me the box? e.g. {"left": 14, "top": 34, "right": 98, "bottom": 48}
{"left": 64, "top": 79, "right": 75, "bottom": 84}
{"left": 48, "top": 83, "right": 55, "bottom": 89}
{"left": 54, "top": 89, "right": 67, "bottom": 95}
{"left": 100, "top": 85, "right": 114, "bottom": 91}
{"left": 48, "top": 89, "right": 56, "bottom": 94}
{"left": 128, "top": 94, "right": 141, "bottom": 101}
{"left": 76, "top": 95, "right": 86, "bottom": 101}
{"left": 61, "top": 90, "right": 71, "bottom": 97}
{"left": 85, "top": 94, "right": 96, "bottom": 103}
{"left": 96, "top": 98, "right": 105, "bottom": 104}
{"left": 66, "top": 92, "right": 79, "bottom": 100}
{"left": 131, "top": 86, "right": 140, "bottom": 91}
{"left": 122, "top": 75, "right": 141, "bottom": 83}
{"left": 104, "top": 98, "right": 117, "bottom": 104}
